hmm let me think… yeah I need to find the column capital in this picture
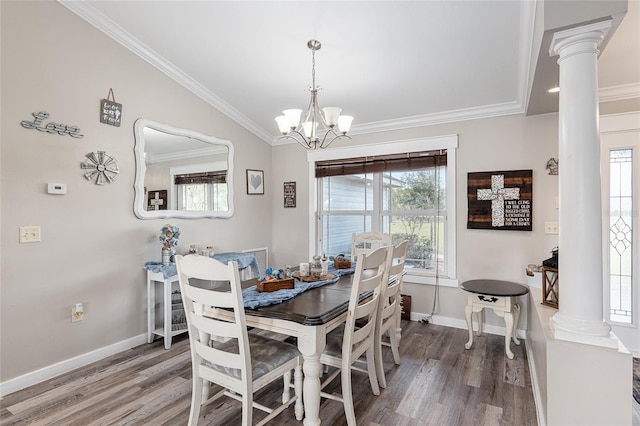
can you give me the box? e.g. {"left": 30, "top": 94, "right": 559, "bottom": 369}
{"left": 549, "top": 20, "right": 612, "bottom": 57}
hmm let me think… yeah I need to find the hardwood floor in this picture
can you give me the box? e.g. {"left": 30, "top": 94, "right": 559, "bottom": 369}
{"left": 1, "top": 322, "right": 538, "bottom": 425}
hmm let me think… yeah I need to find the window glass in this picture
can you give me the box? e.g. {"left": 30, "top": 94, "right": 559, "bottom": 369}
{"left": 320, "top": 164, "right": 447, "bottom": 274}
{"left": 608, "top": 148, "right": 633, "bottom": 323}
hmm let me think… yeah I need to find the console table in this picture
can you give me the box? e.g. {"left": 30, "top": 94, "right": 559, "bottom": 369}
{"left": 461, "top": 279, "right": 529, "bottom": 359}
{"left": 144, "top": 252, "right": 260, "bottom": 349}
{"left": 146, "top": 269, "right": 184, "bottom": 349}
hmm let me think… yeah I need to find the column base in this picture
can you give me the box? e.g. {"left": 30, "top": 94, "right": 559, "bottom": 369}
{"left": 550, "top": 312, "right": 621, "bottom": 349}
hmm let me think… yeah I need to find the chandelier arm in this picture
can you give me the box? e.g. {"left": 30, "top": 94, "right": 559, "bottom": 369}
{"left": 282, "top": 130, "right": 314, "bottom": 149}
{"left": 319, "top": 131, "right": 351, "bottom": 149}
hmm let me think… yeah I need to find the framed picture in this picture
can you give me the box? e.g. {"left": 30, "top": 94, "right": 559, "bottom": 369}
{"left": 467, "top": 169, "right": 533, "bottom": 231}
{"left": 246, "top": 169, "right": 264, "bottom": 195}
{"left": 147, "top": 189, "right": 167, "bottom": 211}
{"left": 284, "top": 181, "right": 296, "bottom": 208}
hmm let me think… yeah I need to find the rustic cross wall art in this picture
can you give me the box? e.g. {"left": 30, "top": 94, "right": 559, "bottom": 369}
{"left": 467, "top": 169, "right": 533, "bottom": 231}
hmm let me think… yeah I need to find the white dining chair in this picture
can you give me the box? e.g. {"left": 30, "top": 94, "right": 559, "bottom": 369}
{"left": 374, "top": 240, "right": 409, "bottom": 388}
{"left": 350, "top": 231, "right": 392, "bottom": 263}
{"left": 319, "top": 246, "right": 389, "bottom": 426}
{"left": 175, "top": 255, "right": 303, "bottom": 426}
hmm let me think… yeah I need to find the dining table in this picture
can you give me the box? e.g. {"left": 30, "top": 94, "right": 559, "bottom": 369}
{"left": 201, "top": 268, "right": 388, "bottom": 426}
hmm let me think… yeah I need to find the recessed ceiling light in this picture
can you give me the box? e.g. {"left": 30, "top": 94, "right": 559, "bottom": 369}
{"left": 547, "top": 87, "right": 560, "bottom": 93}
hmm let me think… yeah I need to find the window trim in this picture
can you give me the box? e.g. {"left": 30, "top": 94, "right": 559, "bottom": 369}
{"left": 307, "top": 135, "right": 458, "bottom": 286}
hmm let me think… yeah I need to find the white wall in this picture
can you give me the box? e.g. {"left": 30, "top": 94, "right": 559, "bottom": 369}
{"left": 0, "top": 1, "right": 272, "bottom": 383}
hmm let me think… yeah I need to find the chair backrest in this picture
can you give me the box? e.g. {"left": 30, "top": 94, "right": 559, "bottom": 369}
{"left": 378, "top": 240, "right": 409, "bottom": 330}
{"left": 175, "top": 255, "right": 251, "bottom": 395}
{"left": 351, "top": 232, "right": 392, "bottom": 262}
{"left": 343, "top": 246, "right": 389, "bottom": 362}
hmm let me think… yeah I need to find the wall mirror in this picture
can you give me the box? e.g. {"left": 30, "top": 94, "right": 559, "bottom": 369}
{"left": 133, "top": 118, "right": 234, "bottom": 219}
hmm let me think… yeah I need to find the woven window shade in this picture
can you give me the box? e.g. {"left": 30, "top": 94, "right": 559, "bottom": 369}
{"left": 174, "top": 171, "right": 227, "bottom": 185}
{"left": 315, "top": 150, "right": 447, "bottom": 178}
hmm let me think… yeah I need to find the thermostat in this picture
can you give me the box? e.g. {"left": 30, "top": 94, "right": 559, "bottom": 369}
{"left": 47, "top": 183, "right": 67, "bottom": 194}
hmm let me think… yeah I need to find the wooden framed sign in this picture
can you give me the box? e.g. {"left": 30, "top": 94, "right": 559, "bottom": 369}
{"left": 467, "top": 169, "right": 532, "bottom": 231}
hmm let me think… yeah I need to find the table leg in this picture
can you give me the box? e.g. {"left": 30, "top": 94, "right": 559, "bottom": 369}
{"left": 147, "top": 277, "right": 154, "bottom": 344}
{"left": 464, "top": 304, "right": 474, "bottom": 350}
{"left": 503, "top": 311, "right": 515, "bottom": 359}
{"left": 297, "top": 328, "right": 326, "bottom": 426}
{"left": 512, "top": 302, "right": 521, "bottom": 346}
{"left": 164, "top": 279, "right": 171, "bottom": 350}
{"left": 477, "top": 308, "right": 484, "bottom": 336}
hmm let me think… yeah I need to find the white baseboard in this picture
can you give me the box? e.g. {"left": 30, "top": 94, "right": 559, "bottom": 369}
{"left": 408, "top": 311, "right": 527, "bottom": 340}
{"left": 0, "top": 334, "right": 147, "bottom": 397}
{"left": 525, "top": 334, "right": 546, "bottom": 426}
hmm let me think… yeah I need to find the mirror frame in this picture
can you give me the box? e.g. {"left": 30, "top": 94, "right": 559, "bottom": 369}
{"left": 133, "top": 118, "right": 234, "bottom": 219}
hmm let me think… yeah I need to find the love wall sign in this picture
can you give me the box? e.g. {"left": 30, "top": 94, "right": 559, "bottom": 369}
{"left": 467, "top": 169, "right": 532, "bottom": 231}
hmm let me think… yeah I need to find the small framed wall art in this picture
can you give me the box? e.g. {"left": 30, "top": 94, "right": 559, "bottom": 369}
{"left": 246, "top": 169, "right": 264, "bottom": 195}
{"left": 284, "top": 181, "right": 296, "bottom": 207}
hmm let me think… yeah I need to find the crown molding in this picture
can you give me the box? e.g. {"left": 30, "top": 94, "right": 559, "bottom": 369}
{"left": 57, "top": 0, "right": 273, "bottom": 144}
{"left": 599, "top": 83, "right": 640, "bottom": 103}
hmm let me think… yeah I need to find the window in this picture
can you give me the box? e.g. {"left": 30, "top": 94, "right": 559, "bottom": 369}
{"left": 308, "top": 136, "right": 458, "bottom": 285}
{"left": 175, "top": 171, "right": 228, "bottom": 211}
{"left": 601, "top": 123, "right": 639, "bottom": 328}
{"left": 169, "top": 161, "right": 227, "bottom": 211}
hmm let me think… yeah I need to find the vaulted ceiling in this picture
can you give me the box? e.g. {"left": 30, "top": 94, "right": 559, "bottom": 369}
{"left": 60, "top": 0, "right": 640, "bottom": 144}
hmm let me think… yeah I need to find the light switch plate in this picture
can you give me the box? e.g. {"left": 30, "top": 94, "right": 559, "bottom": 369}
{"left": 19, "top": 226, "right": 41, "bottom": 243}
{"left": 544, "top": 221, "right": 559, "bottom": 234}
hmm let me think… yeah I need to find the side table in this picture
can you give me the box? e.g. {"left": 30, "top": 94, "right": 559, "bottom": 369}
{"left": 461, "top": 279, "right": 529, "bottom": 359}
{"left": 146, "top": 269, "right": 186, "bottom": 349}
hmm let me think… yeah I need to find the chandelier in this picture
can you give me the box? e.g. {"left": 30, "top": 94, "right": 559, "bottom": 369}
{"left": 275, "top": 40, "right": 353, "bottom": 150}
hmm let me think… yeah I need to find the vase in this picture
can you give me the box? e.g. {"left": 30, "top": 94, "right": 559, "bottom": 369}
{"left": 162, "top": 248, "right": 171, "bottom": 266}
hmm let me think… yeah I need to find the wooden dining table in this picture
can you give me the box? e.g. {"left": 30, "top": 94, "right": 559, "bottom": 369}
{"left": 202, "top": 271, "right": 374, "bottom": 426}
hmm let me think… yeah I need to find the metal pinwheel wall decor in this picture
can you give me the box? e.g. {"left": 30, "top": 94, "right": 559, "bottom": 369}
{"left": 81, "top": 151, "right": 119, "bottom": 185}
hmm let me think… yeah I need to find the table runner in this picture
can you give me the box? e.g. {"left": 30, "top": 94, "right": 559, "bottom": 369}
{"left": 144, "top": 252, "right": 260, "bottom": 279}
{"left": 242, "top": 264, "right": 356, "bottom": 309}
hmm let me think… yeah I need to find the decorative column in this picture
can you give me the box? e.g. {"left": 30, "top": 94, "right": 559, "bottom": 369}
{"left": 548, "top": 20, "right": 614, "bottom": 346}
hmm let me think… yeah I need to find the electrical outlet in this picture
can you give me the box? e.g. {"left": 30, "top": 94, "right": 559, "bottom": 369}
{"left": 544, "top": 221, "right": 559, "bottom": 234}
{"left": 19, "top": 226, "right": 41, "bottom": 243}
{"left": 72, "top": 303, "right": 84, "bottom": 322}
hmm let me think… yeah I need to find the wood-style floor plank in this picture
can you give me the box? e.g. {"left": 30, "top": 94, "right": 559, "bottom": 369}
{"left": 1, "top": 322, "right": 539, "bottom": 425}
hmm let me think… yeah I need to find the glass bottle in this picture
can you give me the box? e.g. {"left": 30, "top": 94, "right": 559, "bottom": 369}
{"left": 310, "top": 255, "right": 322, "bottom": 279}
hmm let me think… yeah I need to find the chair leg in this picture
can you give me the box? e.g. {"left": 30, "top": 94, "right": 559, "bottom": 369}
{"left": 389, "top": 327, "right": 401, "bottom": 365}
{"left": 365, "top": 346, "right": 380, "bottom": 396}
{"left": 374, "top": 328, "right": 387, "bottom": 389}
{"left": 341, "top": 365, "right": 357, "bottom": 426}
{"left": 294, "top": 364, "right": 304, "bottom": 421}
{"left": 189, "top": 376, "right": 204, "bottom": 426}
{"left": 242, "top": 392, "right": 252, "bottom": 426}
{"left": 282, "top": 371, "right": 291, "bottom": 403}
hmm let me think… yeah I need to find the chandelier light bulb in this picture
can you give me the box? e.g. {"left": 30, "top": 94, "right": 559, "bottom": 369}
{"left": 275, "top": 116, "right": 290, "bottom": 134}
{"left": 303, "top": 121, "right": 318, "bottom": 139}
{"left": 283, "top": 109, "right": 302, "bottom": 128}
{"left": 338, "top": 115, "right": 354, "bottom": 134}
{"left": 322, "top": 107, "right": 342, "bottom": 127}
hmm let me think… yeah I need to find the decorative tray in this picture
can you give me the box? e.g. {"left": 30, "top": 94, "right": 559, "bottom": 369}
{"left": 333, "top": 259, "right": 352, "bottom": 269}
{"left": 292, "top": 272, "right": 336, "bottom": 282}
{"left": 257, "top": 278, "right": 295, "bottom": 293}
